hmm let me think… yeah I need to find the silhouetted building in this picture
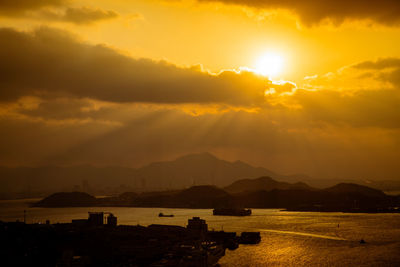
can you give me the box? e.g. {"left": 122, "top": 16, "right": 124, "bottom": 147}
{"left": 106, "top": 213, "right": 117, "bottom": 227}
{"left": 187, "top": 217, "right": 208, "bottom": 238}
{"left": 72, "top": 219, "right": 88, "bottom": 227}
{"left": 88, "top": 212, "right": 104, "bottom": 226}
{"left": 2, "top": 215, "right": 239, "bottom": 267}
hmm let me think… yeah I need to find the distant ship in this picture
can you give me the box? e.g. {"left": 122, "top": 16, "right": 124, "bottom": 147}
{"left": 158, "top": 212, "right": 174, "bottom": 217}
{"left": 213, "top": 208, "right": 252, "bottom": 216}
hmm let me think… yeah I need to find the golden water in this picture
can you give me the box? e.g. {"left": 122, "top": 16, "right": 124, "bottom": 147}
{"left": 1, "top": 199, "right": 399, "bottom": 266}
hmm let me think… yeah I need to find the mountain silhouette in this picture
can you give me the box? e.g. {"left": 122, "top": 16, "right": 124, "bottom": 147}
{"left": 35, "top": 176, "right": 400, "bottom": 212}
{"left": 1, "top": 152, "right": 389, "bottom": 199}
{"left": 36, "top": 192, "right": 96, "bottom": 207}
{"left": 133, "top": 152, "right": 276, "bottom": 190}
{"left": 0, "top": 152, "right": 283, "bottom": 198}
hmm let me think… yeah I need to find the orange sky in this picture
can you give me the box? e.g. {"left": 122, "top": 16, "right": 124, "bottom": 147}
{"left": 1, "top": 0, "right": 400, "bottom": 180}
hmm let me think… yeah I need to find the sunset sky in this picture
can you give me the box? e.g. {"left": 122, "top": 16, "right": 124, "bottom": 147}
{"left": 1, "top": 0, "right": 400, "bottom": 180}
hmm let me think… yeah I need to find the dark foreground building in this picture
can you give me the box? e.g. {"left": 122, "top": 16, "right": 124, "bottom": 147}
{"left": 0, "top": 213, "right": 260, "bottom": 266}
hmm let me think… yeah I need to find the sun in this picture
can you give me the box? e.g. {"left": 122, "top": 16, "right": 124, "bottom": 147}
{"left": 254, "top": 52, "right": 284, "bottom": 78}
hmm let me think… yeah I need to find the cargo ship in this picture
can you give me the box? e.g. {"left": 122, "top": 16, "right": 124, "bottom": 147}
{"left": 212, "top": 208, "right": 252, "bottom": 216}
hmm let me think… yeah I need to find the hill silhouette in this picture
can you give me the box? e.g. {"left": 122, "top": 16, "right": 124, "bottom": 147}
{"left": 35, "top": 192, "right": 96, "bottom": 207}
{"left": 173, "top": 185, "right": 232, "bottom": 208}
{"left": 35, "top": 176, "right": 400, "bottom": 212}
{"left": 224, "top": 176, "right": 314, "bottom": 194}
{"left": 323, "top": 183, "right": 386, "bottom": 198}
{"left": 133, "top": 152, "right": 275, "bottom": 189}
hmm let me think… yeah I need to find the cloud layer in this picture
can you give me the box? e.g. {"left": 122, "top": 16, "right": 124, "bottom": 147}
{"left": 199, "top": 0, "right": 400, "bottom": 26}
{"left": 0, "top": 0, "right": 119, "bottom": 24}
{"left": 0, "top": 0, "right": 66, "bottom": 15}
{"left": 38, "top": 7, "right": 119, "bottom": 24}
{"left": 0, "top": 27, "right": 269, "bottom": 106}
{"left": 1, "top": 26, "right": 400, "bottom": 179}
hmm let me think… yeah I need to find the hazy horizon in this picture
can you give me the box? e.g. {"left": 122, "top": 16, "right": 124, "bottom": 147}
{"left": 0, "top": 151, "right": 397, "bottom": 182}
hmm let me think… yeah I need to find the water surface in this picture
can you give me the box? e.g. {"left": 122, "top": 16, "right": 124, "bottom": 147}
{"left": 1, "top": 199, "right": 399, "bottom": 266}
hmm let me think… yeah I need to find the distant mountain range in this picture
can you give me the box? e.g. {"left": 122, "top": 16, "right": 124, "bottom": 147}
{"left": 132, "top": 152, "right": 275, "bottom": 189}
{"left": 0, "top": 152, "right": 308, "bottom": 198}
{"left": 1, "top": 152, "right": 400, "bottom": 199}
{"left": 35, "top": 176, "right": 400, "bottom": 212}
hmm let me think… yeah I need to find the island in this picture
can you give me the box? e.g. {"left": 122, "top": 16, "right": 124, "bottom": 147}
{"left": 34, "top": 177, "right": 400, "bottom": 213}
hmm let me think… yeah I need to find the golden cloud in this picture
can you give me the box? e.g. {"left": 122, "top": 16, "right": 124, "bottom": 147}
{"left": 0, "top": 0, "right": 66, "bottom": 15}
{"left": 198, "top": 0, "right": 400, "bottom": 26}
{"left": 0, "top": 27, "right": 271, "bottom": 106}
{"left": 38, "top": 7, "right": 119, "bottom": 24}
{"left": 0, "top": 0, "right": 119, "bottom": 24}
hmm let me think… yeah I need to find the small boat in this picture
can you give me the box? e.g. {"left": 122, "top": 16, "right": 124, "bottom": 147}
{"left": 158, "top": 212, "right": 174, "bottom": 217}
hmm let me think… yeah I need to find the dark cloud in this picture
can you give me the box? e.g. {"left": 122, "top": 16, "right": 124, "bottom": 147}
{"left": 0, "top": 0, "right": 66, "bottom": 15}
{"left": 199, "top": 0, "right": 400, "bottom": 26}
{"left": 351, "top": 58, "right": 400, "bottom": 87}
{"left": 0, "top": 0, "right": 119, "bottom": 24}
{"left": 16, "top": 98, "right": 96, "bottom": 120}
{"left": 0, "top": 27, "right": 269, "bottom": 106}
{"left": 40, "top": 7, "right": 119, "bottom": 24}
{"left": 352, "top": 58, "right": 400, "bottom": 70}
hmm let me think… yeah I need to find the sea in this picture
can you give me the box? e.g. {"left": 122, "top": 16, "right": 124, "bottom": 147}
{"left": 1, "top": 199, "right": 400, "bottom": 266}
